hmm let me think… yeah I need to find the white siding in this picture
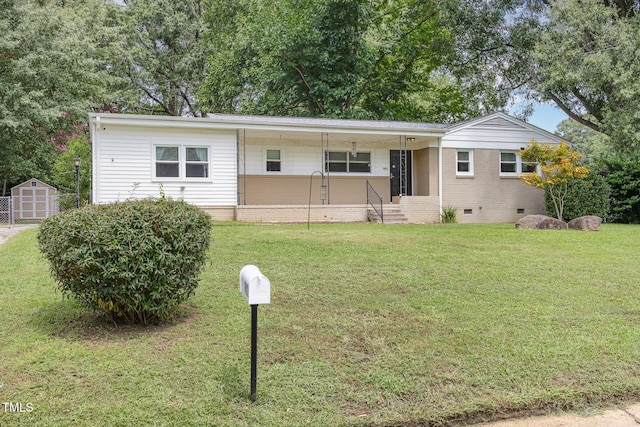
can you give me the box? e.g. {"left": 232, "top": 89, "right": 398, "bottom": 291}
{"left": 443, "top": 118, "right": 560, "bottom": 150}
{"left": 239, "top": 140, "right": 390, "bottom": 176}
{"left": 95, "top": 124, "right": 237, "bottom": 206}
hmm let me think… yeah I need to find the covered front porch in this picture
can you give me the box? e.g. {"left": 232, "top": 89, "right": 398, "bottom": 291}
{"left": 231, "top": 114, "right": 445, "bottom": 223}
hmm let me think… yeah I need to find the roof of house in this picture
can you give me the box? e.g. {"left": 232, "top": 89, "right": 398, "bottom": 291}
{"left": 88, "top": 111, "right": 559, "bottom": 141}
{"left": 89, "top": 112, "right": 449, "bottom": 137}
{"left": 447, "top": 111, "right": 562, "bottom": 143}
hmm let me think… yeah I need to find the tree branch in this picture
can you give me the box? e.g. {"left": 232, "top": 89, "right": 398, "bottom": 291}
{"left": 282, "top": 53, "right": 325, "bottom": 115}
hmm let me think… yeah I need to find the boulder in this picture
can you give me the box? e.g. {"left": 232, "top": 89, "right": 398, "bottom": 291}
{"left": 538, "top": 217, "right": 568, "bottom": 230}
{"left": 516, "top": 215, "right": 567, "bottom": 230}
{"left": 568, "top": 215, "right": 603, "bottom": 231}
{"left": 515, "top": 215, "right": 549, "bottom": 230}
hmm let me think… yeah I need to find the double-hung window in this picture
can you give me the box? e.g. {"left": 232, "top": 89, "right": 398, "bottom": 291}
{"left": 348, "top": 152, "right": 371, "bottom": 172}
{"left": 456, "top": 150, "right": 473, "bottom": 176}
{"left": 186, "top": 147, "right": 209, "bottom": 178}
{"left": 154, "top": 145, "right": 209, "bottom": 179}
{"left": 266, "top": 149, "right": 281, "bottom": 172}
{"left": 500, "top": 152, "right": 518, "bottom": 174}
{"left": 500, "top": 151, "right": 538, "bottom": 176}
{"left": 325, "top": 151, "right": 371, "bottom": 173}
{"left": 156, "top": 146, "right": 180, "bottom": 178}
{"left": 521, "top": 158, "right": 537, "bottom": 173}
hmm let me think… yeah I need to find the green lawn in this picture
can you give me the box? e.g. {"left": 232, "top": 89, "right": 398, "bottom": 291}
{"left": 2, "top": 223, "right": 640, "bottom": 426}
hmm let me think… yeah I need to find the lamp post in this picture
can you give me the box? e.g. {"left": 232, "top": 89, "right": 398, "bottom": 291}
{"left": 73, "top": 157, "right": 81, "bottom": 208}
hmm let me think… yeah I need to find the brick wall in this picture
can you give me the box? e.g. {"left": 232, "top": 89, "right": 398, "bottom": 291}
{"left": 398, "top": 196, "right": 441, "bottom": 223}
{"left": 235, "top": 205, "right": 368, "bottom": 223}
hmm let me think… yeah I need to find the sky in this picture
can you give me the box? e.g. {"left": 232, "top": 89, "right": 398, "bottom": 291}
{"left": 519, "top": 102, "right": 568, "bottom": 134}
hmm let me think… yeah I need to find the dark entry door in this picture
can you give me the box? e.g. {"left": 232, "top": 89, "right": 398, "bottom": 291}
{"left": 390, "top": 150, "right": 412, "bottom": 197}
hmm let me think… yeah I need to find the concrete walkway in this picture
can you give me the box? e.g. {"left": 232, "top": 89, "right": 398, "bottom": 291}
{"left": 478, "top": 404, "right": 640, "bottom": 426}
{"left": 0, "top": 224, "right": 38, "bottom": 246}
{"left": 1, "top": 224, "right": 639, "bottom": 426}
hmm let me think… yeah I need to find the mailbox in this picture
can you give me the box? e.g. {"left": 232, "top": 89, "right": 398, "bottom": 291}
{"left": 239, "top": 265, "right": 271, "bottom": 305}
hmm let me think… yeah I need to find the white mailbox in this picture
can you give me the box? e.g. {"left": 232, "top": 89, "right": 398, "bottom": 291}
{"left": 239, "top": 265, "right": 271, "bottom": 305}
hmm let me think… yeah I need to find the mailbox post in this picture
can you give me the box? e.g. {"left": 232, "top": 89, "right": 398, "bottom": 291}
{"left": 239, "top": 265, "right": 271, "bottom": 402}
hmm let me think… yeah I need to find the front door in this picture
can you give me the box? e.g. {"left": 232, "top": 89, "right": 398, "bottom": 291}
{"left": 390, "top": 150, "right": 412, "bottom": 198}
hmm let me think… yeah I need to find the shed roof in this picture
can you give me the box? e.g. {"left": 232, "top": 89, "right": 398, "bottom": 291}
{"left": 10, "top": 178, "right": 57, "bottom": 192}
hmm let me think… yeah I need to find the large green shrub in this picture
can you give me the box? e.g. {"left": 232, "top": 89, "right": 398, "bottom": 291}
{"left": 599, "top": 155, "right": 640, "bottom": 223}
{"left": 38, "top": 198, "right": 211, "bottom": 324}
{"left": 545, "top": 171, "right": 611, "bottom": 221}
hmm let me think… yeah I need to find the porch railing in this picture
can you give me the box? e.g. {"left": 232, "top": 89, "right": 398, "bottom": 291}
{"left": 366, "top": 180, "right": 383, "bottom": 223}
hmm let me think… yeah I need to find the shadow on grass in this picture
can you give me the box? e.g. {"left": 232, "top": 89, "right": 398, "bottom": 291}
{"left": 30, "top": 299, "right": 196, "bottom": 342}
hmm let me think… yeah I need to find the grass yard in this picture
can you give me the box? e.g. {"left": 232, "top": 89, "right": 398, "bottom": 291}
{"left": 2, "top": 223, "right": 640, "bottom": 426}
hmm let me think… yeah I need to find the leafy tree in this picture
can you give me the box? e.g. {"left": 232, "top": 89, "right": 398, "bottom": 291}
{"left": 535, "top": 0, "right": 640, "bottom": 152}
{"left": 0, "top": 0, "right": 121, "bottom": 194}
{"left": 519, "top": 141, "right": 589, "bottom": 221}
{"left": 439, "top": 0, "right": 640, "bottom": 151}
{"left": 555, "top": 119, "right": 612, "bottom": 164}
{"left": 50, "top": 132, "right": 92, "bottom": 209}
{"left": 113, "top": 0, "right": 211, "bottom": 116}
{"left": 200, "top": 0, "right": 486, "bottom": 121}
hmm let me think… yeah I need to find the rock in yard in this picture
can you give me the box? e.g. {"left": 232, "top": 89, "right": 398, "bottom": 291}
{"left": 568, "top": 215, "right": 603, "bottom": 231}
{"left": 538, "top": 217, "right": 568, "bottom": 230}
{"left": 516, "top": 215, "right": 567, "bottom": 230}
{"left": 515, "top": 215, "right": 549, "bottom": 229}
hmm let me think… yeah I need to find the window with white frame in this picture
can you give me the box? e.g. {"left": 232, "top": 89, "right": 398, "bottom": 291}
{"left": 325, "top": 151, "right": 371, "bottom": 173}
{"left": 186, "top": 147, "right": 209, "bottom": 178}
{"left": 266, "top": 149, "right": 281, "bottom": 172}
{"left": 456, "top": 150, "right": 473, "bottom": 176}
{"left": 156, "top": 146, "right": 180, "bottom": 178}
{"left": 349, "top": 152, "right": 371, "bottom": 172}
{"left": 521, "top": 157, "right": 537, "bottom": 173}
{"left": 154, "top": 145, "right": 209, "bottom": 179}
{"left": 500, "top": 151, "right": 537, "bottom": 176}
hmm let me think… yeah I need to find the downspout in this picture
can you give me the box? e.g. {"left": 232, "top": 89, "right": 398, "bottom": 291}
{"left": 243, "top": 129, "right": 246, "bottom": 206}
{"left": 438, "top": 137, "right": 443, "bottom": 222}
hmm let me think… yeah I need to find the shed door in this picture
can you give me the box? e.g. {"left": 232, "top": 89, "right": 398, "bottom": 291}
{"left": 19, "top": 187, "right": 49, "bottom": 219}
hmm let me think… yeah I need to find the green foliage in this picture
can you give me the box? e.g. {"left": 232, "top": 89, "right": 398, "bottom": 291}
{"left": 37, "top": 198, "right": 211, "bottom": 324}
{"left": 545, "top": 172, "right": 610, "bottom": 221}
{"left": 599, "top": 156, "right": 640, "bottom": 223}
{"left": 0, "top": 0, "right": 122, "bottom": 194}
{"left": 111, "top": 0, "right": 210, "bottom": 116}
{"left": 519, "top": 141, "right": 589, "bottom": 221}
{"left": 440, "top": 0, "right": 640, "bottom": 151}
{"left": 200, "top": 0, "right": 480, "bottom": 121}
{"left": 50, "top": 135, "right": 92, "bottom": 209}
{"left": 441, "top": 205, "right": 457, "bottom": 223}
{"left": 535, "top": 0, "right": 640, "bottom": 152}
{"left": 556, "top": 119, "right": 613, "bottom": 163}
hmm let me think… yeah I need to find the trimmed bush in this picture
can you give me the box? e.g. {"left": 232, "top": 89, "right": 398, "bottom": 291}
{"left": 38, "top": 198, "right": 211, "bottom": 325}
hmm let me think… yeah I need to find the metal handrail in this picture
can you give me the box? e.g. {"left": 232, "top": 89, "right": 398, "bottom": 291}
{"left": 366, "top": 180, "right": 384, "bottom": 223}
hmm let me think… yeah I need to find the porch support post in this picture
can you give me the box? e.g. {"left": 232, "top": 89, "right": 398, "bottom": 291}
{"left": 438, "top": 137, "right": 443, "bottom": 222}
{"left": 236, "top": 129, "right": 247, "bottom": 206}
{"left": 321, "top": 132, "right": 329, "bottom": 205}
